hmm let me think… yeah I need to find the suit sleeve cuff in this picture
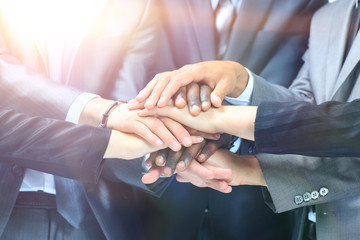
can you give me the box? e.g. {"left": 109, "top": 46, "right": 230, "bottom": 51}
{"left": 66, "top": 93, "right": 100, "bottom": 123}
{"left": 224, "top": 68, "right": 253, "bottom": 106}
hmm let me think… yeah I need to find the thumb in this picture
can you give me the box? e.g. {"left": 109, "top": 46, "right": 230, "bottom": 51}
{"left": 210, "top": 79, "right": 233, "bottom": 107}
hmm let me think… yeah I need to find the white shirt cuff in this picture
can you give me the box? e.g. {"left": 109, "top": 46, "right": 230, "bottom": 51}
{"left": 65, "top": 93, "right": 100, "bottom": 124}
{"left": 224, "top": 68, "right": 254, "bottom": 106}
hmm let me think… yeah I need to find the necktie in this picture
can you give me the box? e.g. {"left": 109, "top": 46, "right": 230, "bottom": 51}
{"left": 215, "top": 0, "right": 235, "bottom": 59}
{"left": 55, "top": 176, "right": 88, "bottom": 228}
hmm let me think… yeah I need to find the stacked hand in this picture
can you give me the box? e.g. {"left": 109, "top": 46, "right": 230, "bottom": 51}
{"left": 82, "top": 60, "right": 265, "bottom": 192}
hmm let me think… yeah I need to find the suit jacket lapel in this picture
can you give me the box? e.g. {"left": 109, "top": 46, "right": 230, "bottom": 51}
{"left": 62, "top": 0, "right": 107, "bottom": 85}
{"left": 224, "top": 0, "right": 273, "bottom": 60}
{"left": 185, "top": 0, "right": 216, "bottom": 61}
{"left": 331, "top": 0, "right": 359, "bottom": 97}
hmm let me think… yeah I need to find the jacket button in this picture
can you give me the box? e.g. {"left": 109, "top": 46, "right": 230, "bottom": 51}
{"left": 303, "top": 192, "right": 311, "bottom": 202}
{"left": 319, "top": 187, "right": 329, "bottom": 197}
{"left": 311, "top": 190, "right": 319, "bottom": 200}
{"left": 12, "top": 165, "right": 24, "bottom": 177}
{"left": 294, "top": 195, "right": 303, "bottom": 205}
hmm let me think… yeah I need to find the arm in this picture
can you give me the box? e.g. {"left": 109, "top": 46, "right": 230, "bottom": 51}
{"left": 0, "top": 108, "right": 166, "bottom": 183}
{"left": 255, "top": 99, "right": 360, "bottom": 157}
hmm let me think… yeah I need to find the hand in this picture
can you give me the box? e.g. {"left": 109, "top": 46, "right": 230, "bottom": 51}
{"left": 104, "top": 130, "right": 203, "bottom": 160}
{"left": 202, "top": 149, "right": 266, "bottom": 186}
{"left": 142, "top": 159, "right": 233, "bottom": 194}
{"left": 133, "top": 61, "right": 249, "bottom": 109}
{"left": 173, "top": 84, "right": 212, "bottom": 116}
{"left": 80, "top": 98, "right": 203, "bottom": 151}
{"left": 145, "top": 142, "right": 206, "bottom": 177}
{"left": 145, "top": 131, "right": 224, "bottom": 175}
{"left": 176, "top": 160, "right": 233, "bottom": 193}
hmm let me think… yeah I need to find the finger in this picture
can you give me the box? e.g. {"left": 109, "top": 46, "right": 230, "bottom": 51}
{"left": 133, "top": 121, "right": 164, "bottom": 147}
{"left": 157, "top": 68, "right": 204, "bottom": 108}
{"left": 164, "top": 149, "right": 184, "bottom": 177}
{"left": 186, "top": 161, "right": 215, "bottom": 180}
{"left": 176, "top": 174, "right": 207, "bottom": 188}
{"left": 211, "top": 78, "right": 233, "bottom": 107}
{"left": 190, "top": 136, "right": 205, "bottom": 144}
{"left": 186, "top": 83, "right": 201, "bottom": 116}
{"left": 206, "top": 164, "right": 233, "bottom": 181}
{"left": 197, "top": 141, "right": 220, "bottom": 162}
{"left": 160, "top": 117, "right": 192, "bottom": 147}
{"left": 154, "top": 149, "right": 170, "bottom": 167}
{"left": 136, "top": 73, "right": 163, "bottom": 102}
{"left": 174, "top": 87, "right": 187, "bottom": 109}
{"left": 145, "top": 152, "right": 158, "bottom": 168}
{"left": 176, "top": 142, "right": 205, "bottom": 172}
{"left": 200, "top": 85, "right": 212, "bottom": 111}
{"left": 142, "top": 117, "right": 182, "bottom": 151}
{"left": 144, "top": 74, "right": 171, "bottom": 109}
{"left": 142, "top": 166, "right": 163, "bottom": 184}
{"left": 127, "top": 100, "right": 145, "bottom": 110}
{"left": 205, "top": 180, "right": 233, "bottom": 193}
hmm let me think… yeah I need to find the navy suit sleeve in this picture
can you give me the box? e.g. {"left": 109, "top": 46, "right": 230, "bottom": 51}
{"left": 254, "top": 99, "right": 360, "bottom": 157}
{"left": 0, "top": 108, "right": 111, "bottom": 183}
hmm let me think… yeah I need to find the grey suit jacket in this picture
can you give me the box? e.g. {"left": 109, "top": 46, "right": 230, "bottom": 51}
{"left": 249, "top": 1, "right": 360, "bottom": 239}
{"left": 0, "top": 0, "right": 170, "bottom": 238}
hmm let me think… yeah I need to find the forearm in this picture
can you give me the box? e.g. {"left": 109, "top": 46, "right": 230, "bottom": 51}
{"left": 255, "top": 100, "right": 360, "bottom": 157}
{"left": 213, "top": 106, "right": 257, "bottom": 140}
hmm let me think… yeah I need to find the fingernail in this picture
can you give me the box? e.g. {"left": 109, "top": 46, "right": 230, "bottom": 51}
{"left": 155, "top": 156, "right": 164, "bottom": 166}
{"left": 211, "top": 95, "right": 221, "bottom": 106}
{"left": 164, "top": 167, "right": 173, "bottom": 177}
{"left": 128, "top": 99, "right": 136, "bottom": 104}
{"left": 177, "top": 161, "right": 185, "bottom": 170}
{"left": 176, "top": 97, "right": 186, "bottom": 106}
{"left": 183, "top": 136, "right": 192, "bottom": 146}
{"left": 155, "top": 139, "right": 164, "bottom": 146}
{"left": 191, "top": 105, "right": 200, "bottom": 113}
{"left": 158, "top": 96, "right": 166, "bottom": 106}
{"left": 198, "top": 154, "right": 205, "bottom": 162}
{"left": 172, "top": 142, "right": 181, "bottom": 151}
{"left": 197, "top": 136, "right": 204, "bottom": 142}
{"left": 202, "top": 101, "right": 210, "bottom": 109}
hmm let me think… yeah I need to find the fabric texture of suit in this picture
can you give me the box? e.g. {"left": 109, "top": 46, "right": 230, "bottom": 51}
{"left": 134, "top": 1, "right": 326, "bottom": 240}
{"left": 0, "top": 0, "right": 170, "bottom": 239}
{"left": 247, "top": 0, "right": 360, "bottom": 239}
{"left": 0, "top": 108, "right": 110, "bottom": 182}
{"left": 255, "top": 99, "right": 360, "bottom": 158}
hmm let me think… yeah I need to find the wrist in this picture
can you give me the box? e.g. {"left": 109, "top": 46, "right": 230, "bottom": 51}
{"left": 228, "top": 63, "right": 249, "bottom": 98}
{"left": 79, "top": 97, "right": 113, "bottom": 126}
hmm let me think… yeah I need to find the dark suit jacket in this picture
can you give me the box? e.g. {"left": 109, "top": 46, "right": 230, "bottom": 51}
{"left": 0, "top": 108, "right": 110, "bottom": 182}
{"left": 255, "top": 100, "right": 360, "bottom": 157}
{"left": 135, "top": 1, "right": 326, "bottom": 240}
{"left": 0, "top": 0, "right": 169, "bottom": 239}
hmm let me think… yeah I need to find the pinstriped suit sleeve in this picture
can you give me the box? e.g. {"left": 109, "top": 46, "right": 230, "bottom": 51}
{"left": 254, "top": 100, "right": 360, "bottom": 157}
{"left": 0, "top": 35, "right": 82, "bottom": 120}
{"left": 0, "top": 108, "right": 111, "bottom": 183}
